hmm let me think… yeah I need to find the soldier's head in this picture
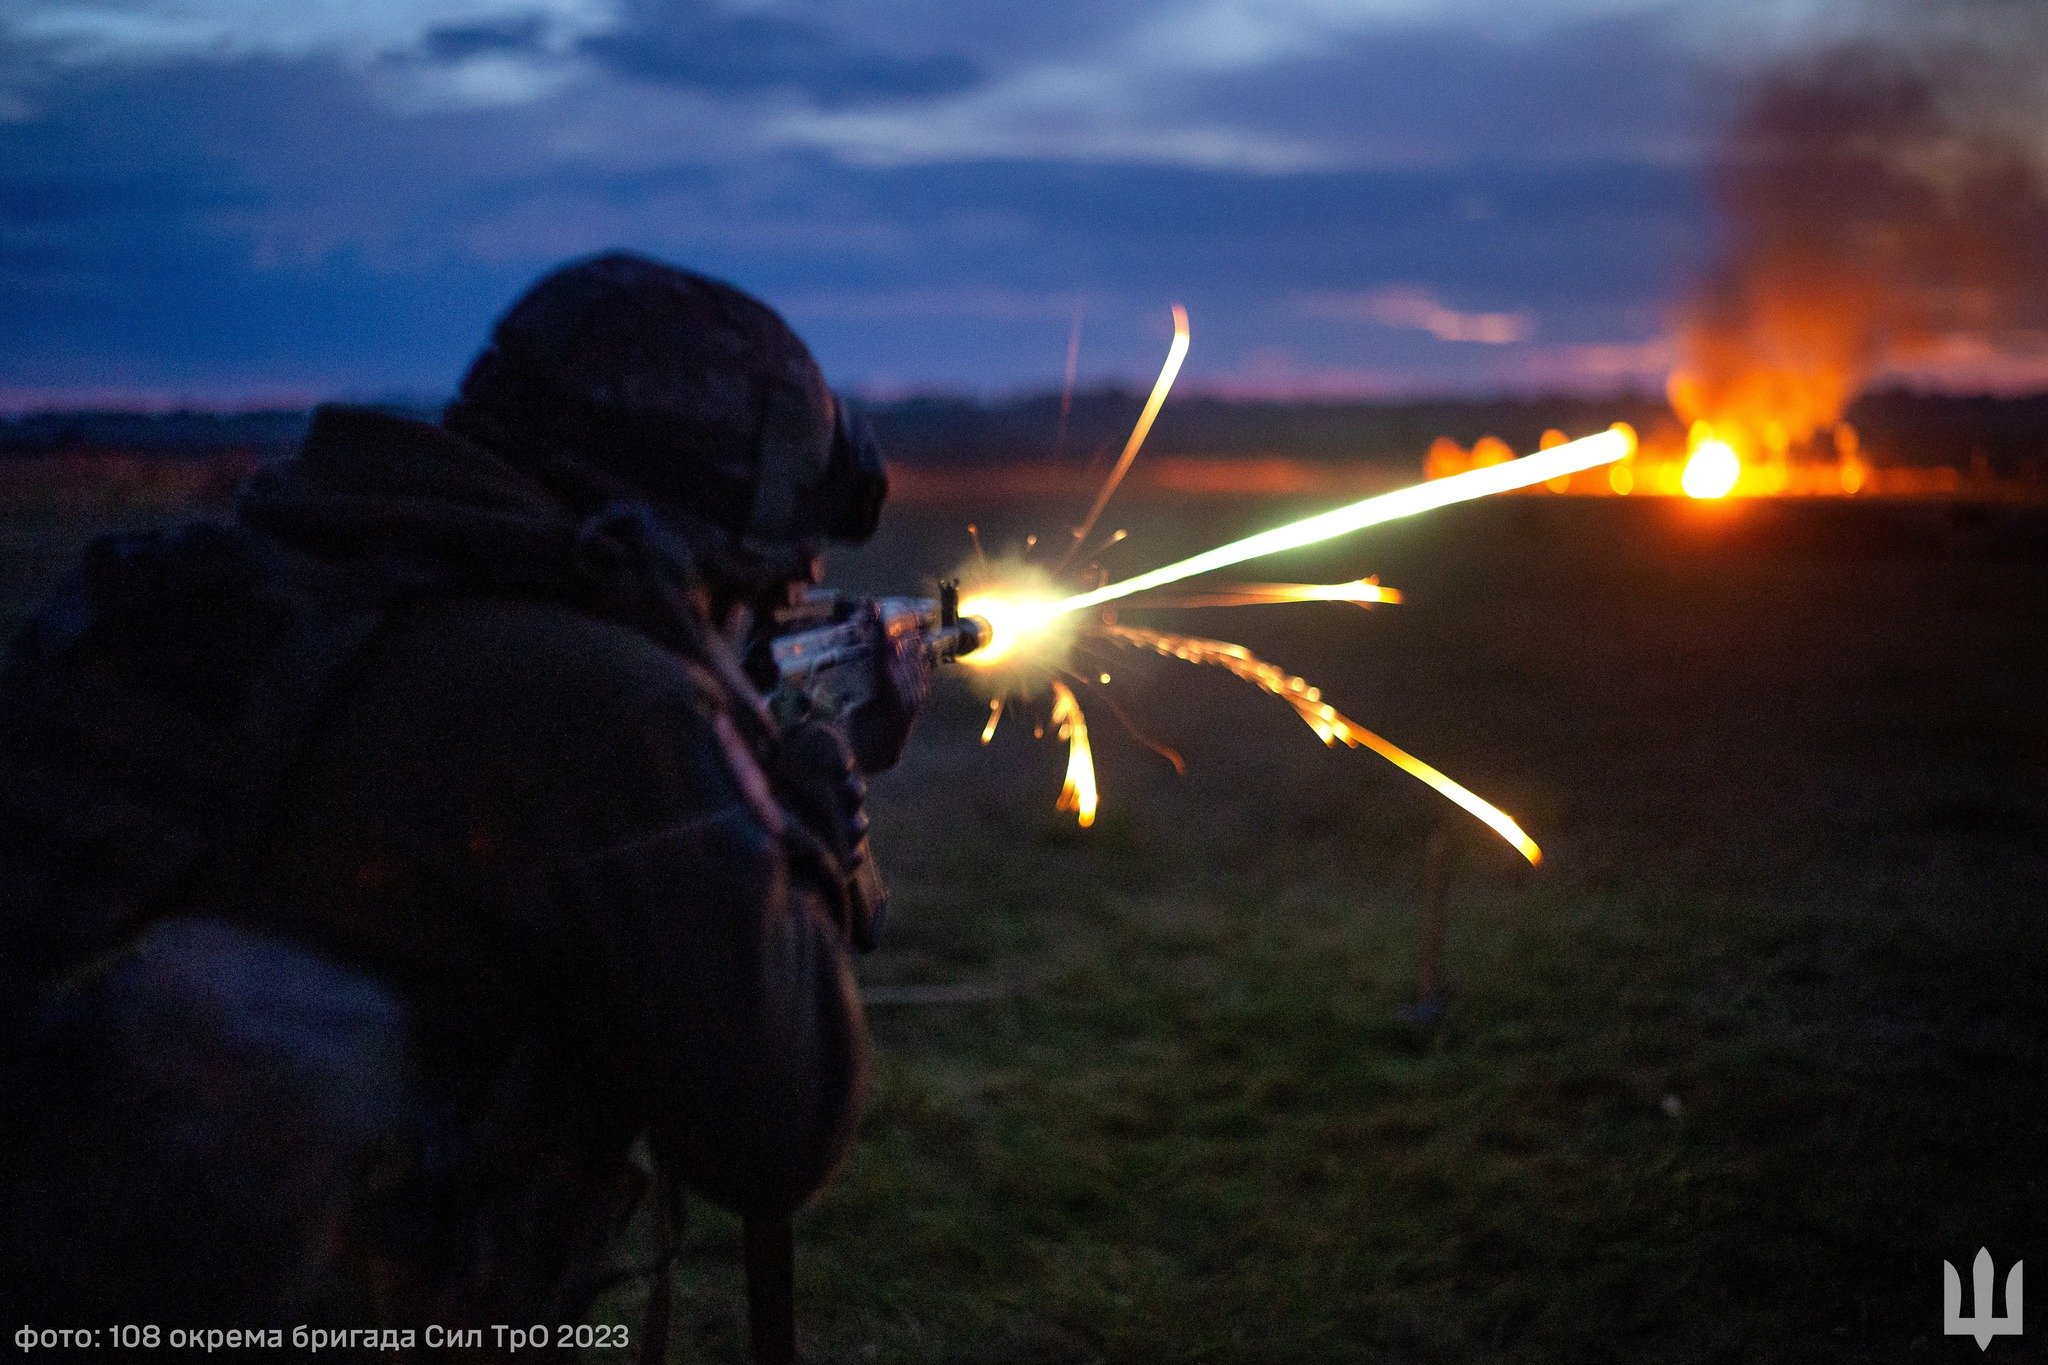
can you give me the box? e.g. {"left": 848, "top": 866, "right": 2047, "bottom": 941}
{"left": 444, "top": 252, "right": 885, "bottom": 612}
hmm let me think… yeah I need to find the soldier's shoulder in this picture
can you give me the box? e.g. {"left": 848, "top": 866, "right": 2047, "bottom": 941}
{"left": 370, "top": 594, "right": 724, "bottom": 721}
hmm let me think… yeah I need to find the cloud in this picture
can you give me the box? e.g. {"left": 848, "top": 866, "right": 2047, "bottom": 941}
{"left": 419, "top": 13, "right": 552, "bottom": 63}
{"left": 580, "top": 1, "right": 984, "bottom": 108}
{"left": 1188, "top": 345, "right": 1414, "bottom": 398}
{"left": 0, "top": 61, "right": 1699, "bottom": 395}
{"left": 776, "top": 287, "right": 1097, "bottom": 321}
{"left": 0, "top": 0, "right": 1731, "bottom": 401}
{"left": 766, "top": 99, "right": 1330, "bottom": 172}
{"left": 11, "top": 0, "right": 615, "bottom": 64}
{"left": 1504, "top": 336, "right": 1675, "bottom": 389}
{"left": 1174, "top": 9, "right": 1711, "bottom": 172}
{"left": 1295, "top": 287, "right": 1531, "bottom": 343}
{"left": 736, "top": 3, "right": 1716, "bottom": 173}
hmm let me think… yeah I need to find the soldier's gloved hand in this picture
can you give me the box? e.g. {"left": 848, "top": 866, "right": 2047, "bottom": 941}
{"left": 843, "top": 602, "right": 930, "bottom": 775}
{"left": 777, "top": 717, "right": 886, "bottom": 950}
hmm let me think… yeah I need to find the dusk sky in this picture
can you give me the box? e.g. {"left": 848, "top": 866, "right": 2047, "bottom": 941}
{"left": 1, "top": 0, "right": 1832, "bottom": 408}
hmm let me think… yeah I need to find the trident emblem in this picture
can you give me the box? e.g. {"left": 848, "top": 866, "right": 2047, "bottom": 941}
{"left": 1945, "top": 1248, "right": 2023, "bottom": 1350}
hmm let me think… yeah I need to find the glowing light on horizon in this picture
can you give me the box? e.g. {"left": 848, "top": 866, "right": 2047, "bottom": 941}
{"left": 1681, "top": 438, "right": 1742, "bottom": 499}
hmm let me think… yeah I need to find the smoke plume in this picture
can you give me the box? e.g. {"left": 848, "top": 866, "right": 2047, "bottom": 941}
{"left": 1671, "top": 0, "right": 2048, "bottom": 444}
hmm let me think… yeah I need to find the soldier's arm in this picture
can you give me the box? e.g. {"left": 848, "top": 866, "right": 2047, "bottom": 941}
{"left": 559, "top": 681, "right": 868, "bottom": 1220}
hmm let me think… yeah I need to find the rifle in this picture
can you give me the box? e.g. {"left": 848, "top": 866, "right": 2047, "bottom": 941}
{"left": 765, "top": 581, "right": 989, "bottom": 722}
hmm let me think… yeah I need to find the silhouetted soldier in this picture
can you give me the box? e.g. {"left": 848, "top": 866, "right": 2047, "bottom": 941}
{"left": 0, "top": 253, "right": 924, "bottom": 1357}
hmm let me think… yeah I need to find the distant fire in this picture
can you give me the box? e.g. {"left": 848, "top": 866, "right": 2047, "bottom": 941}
{"left": 1671, "top": 5, "right": 2048, "bottom": 450}
{"left": 1679, "top": 434, "right": 1741, "bottom": 501}
{"left": 1413, "top": 6, "right": 2048, "bottom": 507}
{"left": 1599, "top": 2, "right": 2047, "bottom": 504}
{"left": 1420, "top": 414, "right": 2021, "bottom": 501}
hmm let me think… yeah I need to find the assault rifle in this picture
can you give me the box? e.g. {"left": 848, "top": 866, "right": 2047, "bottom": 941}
{"left": 764, "top": 581, "right": 989, "bottom": 721}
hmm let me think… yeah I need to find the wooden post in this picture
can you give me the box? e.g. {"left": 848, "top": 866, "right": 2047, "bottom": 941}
{"left": 1410, "top": 816, "right": 1456, "bottom": 1021}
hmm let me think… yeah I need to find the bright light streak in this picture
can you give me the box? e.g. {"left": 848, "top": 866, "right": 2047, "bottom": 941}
{"left": 1104, "top": 626, "right": 1540, "bottom": 863}
{"left": 1067, "top": 304, "right": 1191, "bottom": 553}
{"left": 1048, "top": 680, "right": 1098, "bottom": 827}
{"left": 1054, "top": 426, "right": 1633, "bottom": 617}
{"left": 1171, "top": 577, "right": 1403, "bottom": 609}
{"left": 981, "top": 697, "right": 1004, "bottom": 744}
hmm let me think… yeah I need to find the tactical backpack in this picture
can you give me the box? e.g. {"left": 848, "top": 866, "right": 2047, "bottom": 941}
{"left": 0, "top": 519, "right": 458, "bottom": 1332}
{"left": 0, "top": 519, "right": 398, "bottom": 1043}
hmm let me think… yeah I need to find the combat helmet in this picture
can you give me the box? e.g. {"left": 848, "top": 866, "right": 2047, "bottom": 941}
{"left": 444, "top": 252, "right": 885, "bottom": 580}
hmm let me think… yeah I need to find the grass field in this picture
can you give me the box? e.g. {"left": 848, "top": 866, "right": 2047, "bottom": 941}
{"left": 6, "top": 492, "right": 2043, "bottom": 1362}
{"left": 650, "top": 494, "right": 2047, "bottom": 1363}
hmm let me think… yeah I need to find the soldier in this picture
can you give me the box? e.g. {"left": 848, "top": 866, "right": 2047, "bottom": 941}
{"left": 0, "top": 252, "right": 924, "bottom": 1356}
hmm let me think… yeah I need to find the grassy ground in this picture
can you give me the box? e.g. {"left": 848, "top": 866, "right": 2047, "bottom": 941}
{"left": 642, "top": 495, "right": 2047, "bottom": 1363}
{"left": 6, "top": 493, "right": 2042, "bottom": 1361}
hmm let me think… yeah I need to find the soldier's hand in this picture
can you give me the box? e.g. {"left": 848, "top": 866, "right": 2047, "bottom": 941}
{"left": 844, "top": 602, "right": 930, "bottom": 775}
{"left": 776, "top": 718, "right": 885, "bottom": 949}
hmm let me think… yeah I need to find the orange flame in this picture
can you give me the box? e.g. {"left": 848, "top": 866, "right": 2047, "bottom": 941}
{"left": 1047, "top": 680, "right": 1098, "bottom": 827}
{"left": 1101, "top": 626, "right": 1541, "bottom": 864}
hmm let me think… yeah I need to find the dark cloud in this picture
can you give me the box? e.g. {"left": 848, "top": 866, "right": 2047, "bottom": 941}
{"left": 0, "top": 50, "right": 544, "bottom": 394}
{"left": 1152, "top": 10, "right": 1708, "bottom": 173}
{"left": 419, "top": 13, "right": 552, "bottom": 64}
{"left": 821, "top": 0, "right": 1167, "bottom": 68}
{"left": 758, "top": 156, "right": 1696, "bottom": 391}
{"left": 581, "top": 1, "right": 984, "bottom": 108}
{"left": 0, "top": 3, "right": 1719, "bottom": 402}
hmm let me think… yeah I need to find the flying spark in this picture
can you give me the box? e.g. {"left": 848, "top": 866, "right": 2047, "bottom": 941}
{"left": 1063, "top": 304, "right": 1190, "bottom": 562}
{"left": 965, "top": 429, "right": 1633, "bottom": 669}
{"left": 1054, "top": 425, "right": 1634, "bottom": 618}
{"left": 1047, "top": 680, "right": 1098, "bottom": 828}
{"left": 1101, "top": 626, "right": 1541, "bottom": 864}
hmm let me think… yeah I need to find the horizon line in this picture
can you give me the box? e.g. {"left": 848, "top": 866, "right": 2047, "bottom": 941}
{"left": 9, "top": 379, "right": 2048, "bottom": 423}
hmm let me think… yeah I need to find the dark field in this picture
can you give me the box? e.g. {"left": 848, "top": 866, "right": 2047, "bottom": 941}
{"left": 686, "top": 495, "right": 2046, "bottom": 1363}
{"left": 7, "top": 493, "right": 2045, "bottom": 1361}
